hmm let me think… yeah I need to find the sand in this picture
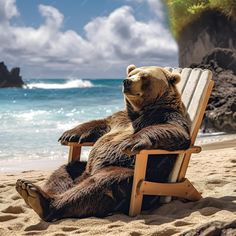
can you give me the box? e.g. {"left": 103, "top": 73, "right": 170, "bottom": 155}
{"left": 0, "top": 139, "right": 235, "bottom": 236}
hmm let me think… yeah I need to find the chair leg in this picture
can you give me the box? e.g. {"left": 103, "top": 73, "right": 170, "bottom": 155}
{"left": 68, "top": 146, "right": 81, "bottom": 162}
{"left": 177, "top": 154, "right": 202, "bottom": 201}
{"left": 177, "top": 153, "right": 191, "bottom": 182}
{"left": 183, "top": 178, "right": 202, "bottom": 201}
{"left": 129, "top": 153, "right": 148, "bottom": 217}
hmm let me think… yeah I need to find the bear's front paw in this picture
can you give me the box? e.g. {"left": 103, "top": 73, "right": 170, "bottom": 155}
{"left": 59, "top": 129, "right": 99, "bottom": 144}
{"left": 58, "top": 129, "right": 82, "bottom": 144}
{"left": 120, "top": 136, "right": 152, "bottom": 156}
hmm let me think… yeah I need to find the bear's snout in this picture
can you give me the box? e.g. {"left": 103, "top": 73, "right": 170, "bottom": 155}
{"left": 123, "top": 79, "right": 132, "bottom": 92}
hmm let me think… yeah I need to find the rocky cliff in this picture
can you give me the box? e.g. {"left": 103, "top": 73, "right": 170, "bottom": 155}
{"left": 191, "top": 48, "right": 236, "bottom": 133}
{"left": 0, "top": 62, "right": 25, "bottom": 88}
{"left": 178, "top": 10, "right": 236, "bottom": 67}
{"left": 175, "top": 8, "right": 236, "bottom": 133}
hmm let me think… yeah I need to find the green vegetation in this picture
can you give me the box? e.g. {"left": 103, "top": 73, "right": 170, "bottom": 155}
{"left": 165, "top": 0, "right": 236, "bottom": 39}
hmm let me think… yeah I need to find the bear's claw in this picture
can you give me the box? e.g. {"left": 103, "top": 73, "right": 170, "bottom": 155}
{"left": 121, "top": 137, "right": 152, "bottom": 155}
{"left": 59, "top": 130, "right": 82, "bottom": 143}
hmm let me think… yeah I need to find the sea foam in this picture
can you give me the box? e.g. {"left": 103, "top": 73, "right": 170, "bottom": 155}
{"left": 27, "top": 79, "right": 94, "bottom": 89}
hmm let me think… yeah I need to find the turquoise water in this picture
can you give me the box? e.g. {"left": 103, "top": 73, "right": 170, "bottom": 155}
{"left": 0, "top": 79, "right": 124, "bottom": 165}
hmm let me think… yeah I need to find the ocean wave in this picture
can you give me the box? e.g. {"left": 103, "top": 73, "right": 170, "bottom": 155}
{"left": 14, "top": 110, "right": 49, "bottom": 120}
{"left": 26, "top": 79, "right": 94, "bottom": 89}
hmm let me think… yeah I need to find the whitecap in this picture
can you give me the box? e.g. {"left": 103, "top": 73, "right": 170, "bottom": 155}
{"left": 14, "top": 110, "right": 49, "bottom": 121}
{"left": 26, "top": 79, "right": 94, "bottom": 89}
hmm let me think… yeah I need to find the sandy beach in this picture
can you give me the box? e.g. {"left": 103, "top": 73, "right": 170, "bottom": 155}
{"left": 0, "top": 137, "right": 235, "bottom": 236}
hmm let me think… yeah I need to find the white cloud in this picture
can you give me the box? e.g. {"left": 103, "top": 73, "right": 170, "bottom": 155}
{"left": 147, "top": 0, "right": 165, "bottom": 20}
{"left": 38, "top": 4, "right": 63, "bottom": 30}
{"left": 0, "top": 0, "right": 18, "bottom": 23}
{"left": 0, "top": 0, "right": 178, "bottom": 78}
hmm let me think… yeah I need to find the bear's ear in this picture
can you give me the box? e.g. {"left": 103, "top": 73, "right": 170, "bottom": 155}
{"left": 168, "top": 73, "right": 181, "bottom": 84}
{"left": 161, "top": 68, "right": 181, "bottom": 84}
{"left": 127, "top": 64, "right": 136, "bottom": 75}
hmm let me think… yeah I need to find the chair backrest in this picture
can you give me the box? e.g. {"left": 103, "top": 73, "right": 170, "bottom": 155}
{"left": 161, "top": 68, "right": 214, "bottom": 203}
{"left": 165, "top": 67, "right": 214, "bottom": 145}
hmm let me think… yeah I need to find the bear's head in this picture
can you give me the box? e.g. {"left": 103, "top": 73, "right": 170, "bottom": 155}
{"left": 123, "top": 64, "right": 183, "bottom": 113}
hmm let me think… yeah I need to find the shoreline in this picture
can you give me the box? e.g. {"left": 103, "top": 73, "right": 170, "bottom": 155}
{"left": 0, "top": 133, "right": 235, "bottom": 173}
{"left": 202, "top": 138, "right": 236, "bottom": 150}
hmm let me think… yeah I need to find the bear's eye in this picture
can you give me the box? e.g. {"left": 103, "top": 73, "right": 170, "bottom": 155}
{"left": 128, "top": 75, "right": 136, "bottom": 80}
{"left": 140, "top": 73, "right": 149, "bottom": 80}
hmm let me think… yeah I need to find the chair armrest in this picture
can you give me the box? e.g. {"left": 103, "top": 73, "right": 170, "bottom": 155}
{"left": 62, "top": 142, "right": 201, "bottom": 155}
{"left": 138, "top": 146, "right": 201, "bottom": 155}
{"left": 61, "top": 142, "right": 95, "bottom": 147}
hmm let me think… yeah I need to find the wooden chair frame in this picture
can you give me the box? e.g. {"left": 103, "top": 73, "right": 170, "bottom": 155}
{"left": 62, "top": 69, "right": 214, "bottom": 217}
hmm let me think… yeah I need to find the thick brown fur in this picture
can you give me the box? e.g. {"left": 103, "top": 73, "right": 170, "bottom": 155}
{"left": 16, "top": 65, "right": 191, "bottom": 222}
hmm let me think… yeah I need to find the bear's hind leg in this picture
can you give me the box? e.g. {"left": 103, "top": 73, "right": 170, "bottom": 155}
{"left": 25, "top": 166, "right": 133, "bottom": 221}
{"left": 50, "top": 166, "right": 134, "bottom": 221}
{"left": 42, "top": 160, "right": 87, "bottom": 196}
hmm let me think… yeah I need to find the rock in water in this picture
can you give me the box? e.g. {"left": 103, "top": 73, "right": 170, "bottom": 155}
{"left": 0, "top": 62, "right": 25, "bottom": 88}
{"left": 190, "top": 48, "right": 236, "bottom": 133}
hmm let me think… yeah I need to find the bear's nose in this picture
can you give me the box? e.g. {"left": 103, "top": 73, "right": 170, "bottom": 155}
{"left": 123, "top": 79, "right": 132, "bottom": 89}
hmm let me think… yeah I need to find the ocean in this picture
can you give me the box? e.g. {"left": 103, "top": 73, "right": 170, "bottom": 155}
{"left": 0, "top": 79, "right": 125, "bottom": 171}
{"left": 0, "top": 78, "right": 227, "bottom": 172}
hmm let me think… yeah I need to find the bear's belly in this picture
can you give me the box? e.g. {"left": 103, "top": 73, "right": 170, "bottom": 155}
{"left": 86, "top": 125, "right": 134, "bottom": 174}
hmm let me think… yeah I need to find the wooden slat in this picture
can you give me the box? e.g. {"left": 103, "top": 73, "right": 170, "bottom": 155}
{"left": 172, "top": 68, "right": 182, "bottom": 74}
{"left": 177, "top": 152, "right": 191, "bottom": 181}
{"left": 188, "top": 70, "right": 212, "bottom": 129}
{"left": 182, "top": 69, "right": 202, "bottom": 110}
{"left": 168, "top": 154, "right": 185, "bottom": 182}
{"left": 190, "top": 80, "right": 214, "bottom": 144}
{"left": 177, "top": 68, "right": 192, "bottom": 93}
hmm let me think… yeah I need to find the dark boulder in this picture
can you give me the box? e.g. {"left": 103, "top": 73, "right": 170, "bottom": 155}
{"left": 0, "top": 62, "right": 25, "bottom": 88}
{"left": 190, "top": 48, "right": 236, "bottom": 133}
{"left": 180, "top": 220, "right": 236, "bottom": 236}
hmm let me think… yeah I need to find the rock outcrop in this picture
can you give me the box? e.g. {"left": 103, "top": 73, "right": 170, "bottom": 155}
{"left": 0, "top": 62, "right": 25, "bottom": 88}
{"left": 178, "top": 10, "right": 236, "bottom": 67}
{"left": 190, "top": 48, "right": 236, "bottom": 133}
{"left": 180, "top": 220, "right": 236, "bottom": 236}
{"left": 175, "top": 7, "right": 236, "bottom": 133}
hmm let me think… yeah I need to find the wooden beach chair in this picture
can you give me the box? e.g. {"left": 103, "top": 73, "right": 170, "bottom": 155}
{"left": 62, "top": 67, "right": 214, "bottom": 217}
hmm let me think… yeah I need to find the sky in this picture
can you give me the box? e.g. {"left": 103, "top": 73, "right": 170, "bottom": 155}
{"left": 0, "top": 0, "right": 178, "bottom": 78}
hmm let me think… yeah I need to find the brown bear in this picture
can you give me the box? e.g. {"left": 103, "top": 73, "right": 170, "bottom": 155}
{"left": 15, "top": 65, "right": 191, "bottom": 222}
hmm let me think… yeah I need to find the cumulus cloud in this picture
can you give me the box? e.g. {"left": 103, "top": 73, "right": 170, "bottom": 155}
{"left": 146, "top": 0, "right": 166, "bottom": 20}
{"left": 38, "top": 5, "right": 64, "bottom": 30}
{"left": 0, "top": 0, "right": 178, "bottom": 78}
{"left": 0, "top": 0, "right": 18, "bottom": 23}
